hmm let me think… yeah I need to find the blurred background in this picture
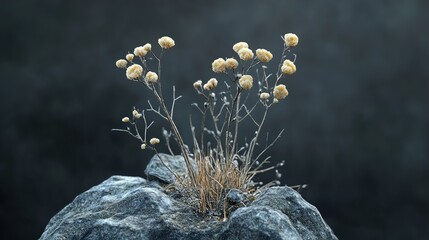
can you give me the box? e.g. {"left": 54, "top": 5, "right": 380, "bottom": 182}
{"left": 1, "top": 0, "right": 428, "bottom": 239}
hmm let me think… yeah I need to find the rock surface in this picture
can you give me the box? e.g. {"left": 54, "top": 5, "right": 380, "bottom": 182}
{"left": 144, "top": 153, "right": 195, "bottom": 184}
{"left": 40, "top": 155, "right": 338, "bottom": 240}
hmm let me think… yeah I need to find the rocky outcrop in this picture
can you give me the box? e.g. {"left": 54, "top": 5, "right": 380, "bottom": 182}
{"left": 40, "top": 155, "right": 338, "bottom": 240}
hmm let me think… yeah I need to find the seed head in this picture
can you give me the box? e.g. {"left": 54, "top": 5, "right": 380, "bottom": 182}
{"left": 256, "top": 49, "right": 273, "bottom": 62}
{"left": 116, "top": 59, "right": 128, "bottom": 69}
{"left": 141, "top": 143, "right": 147, "bottom": 150}
{"left": 193, "top": 80, "right": 202, "bottom": 89}
{"left": 132, "top": 110, "right": 142, "bottom": 119}
{"left": 273, "top": 84, "right": 289, "bottom": 100}
{"left": 260, "top": 92, "right": 270, "bottom": 100}
{"left": 212, "top": 58, "right": 226, "bottom": 73}
{"left": 233, "top": 42, "right": 249, "bottom": 53}
{"left": 134, "top": 46, "right": 147, "bottom": 57}
{"left": 225, "top": 58, "right": 239, "bottom": 70}
{"left": 203, "top": 78, "right": 218, "bottom": 91}
{"left": 146, "top": 71, "right": 159, "bottom": 83}
{"left": 143, "top": 43, "right": 152, "bottom": 52}
{"left": 150, "top": 138, "right": 160, "bottom": 145}
{"left": 284, "top": 33, "right": 299, "bottom": 47}
{"left": 281, "top": 59, "right": 296, "bottom": 75}
{"left": 158, "top": 36, "right": 175, "bottom": 49}
{"left": 126, "top": 64, "right": 143, "bottom": 80}
{"left": 239, "top": 75, "right": 253, "bottom": 90}
{"left": 126, "top": 54, "right": 134, "bottom": 62}
{"left": 122, "top": 117, "right": 130, "bottom": 123}
{"left": 238, "top": 48, "right": 254, "bottom": 61}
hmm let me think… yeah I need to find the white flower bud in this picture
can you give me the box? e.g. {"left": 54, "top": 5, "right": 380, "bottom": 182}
{"left": 238, "top": 75, "right": 253, "bottom": 90}
{"left": 116, "top": 59, "right": 127, "bottom": 69}
{"left": 284, "top": 33, "right": 299, "bottom": 47}
{"left": 126, "top": 64, "right": 143, "bottom": 80}
{"left": 212, "top": 58, "right": 226, "bottom": 73}
{"left": 225, "top": 58, "right": 239, "bottom": 70}
{"left": 273, "top": 84, "right": 289, "bottom": 100}
{"left": 256, "top": 49, "right": 273, "bottom": 62}
{"left": 233, "top": 42, "right": 249, "bottom": 53}
{"left": 146, "top": 71, "right": 159, "bottom": 83}
{"left": 149, "top": 138, "right": 160, "bottom": 145}
{"left": 281, "top": 59, "right": 297, "bottom": 75}
{"left": 158, "top": 36, "right": 175, "bottom": 49}
{"left": 134, "top": 46, "right": 147, "bottom": 57}
{"left": 238, "top": 48, "right": 254, "bottom": 61}
{"left": 126, "top": 54, "right": 134, "bottom": 62}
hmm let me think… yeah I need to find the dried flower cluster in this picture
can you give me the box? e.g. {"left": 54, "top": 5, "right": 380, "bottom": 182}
{"left": 284, "top": 33, "right": 299, "bottom": 47}
{"left": 114, "top": 33, "right": 300, "bottom": 217}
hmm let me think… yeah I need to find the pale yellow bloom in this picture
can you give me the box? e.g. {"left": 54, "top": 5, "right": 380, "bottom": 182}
{"left": 256, "top": 49, "right": 273, "bottom": 62}
{"left": 126, "top": 64, "right": 143, "bottom": 80}
{"left": 141, "top": 143, "right": 147, "bottom": 150}
{"left": 284, "top": 33, "right": 299, "bottom": 47}
{"left": 126, "top": 54, "right": 134, "bottom": 62}
{"left": 260, "top": 92, "right": 270, "bottom": 100}
{"left": 203, "top": 78, "right": 218, "bottom": 91}
{"left": 116, "top": 59, "right": 128, "bottom": 69}
{"left": 233, "top": 42, "right": 249, "bottom": 53}
{"left": 193, "top": 80, "right": 202, "bottom": 89}
{"left": 212, "top": 58, "right": 226, "bottom": 73}
{"left": 134, "top": 46, "right": 147, "bottom": 57}
{"left": 132, "top": 110, "right": 142, "bottom": 119}
{"left": 150, "top": 138, "right": 160, "bottom": 145}
{"left": 238, "top": 48, "right": 254, "bottom": 61}
{"left": 122, "top": 117, "right": 130, "bottom": 123}
{"left": 146, "top": 71, "right": 159, "bottom": 83}
{"left": 273, "top": 84, "right": 289, "bottom": 100}
{"left": 239, "top": 75, "right": 253, "bottom": 90}
{"left": 158, "top": 36, "right": 175, "bottom": 49}
{"left": 281, "top": 59, "right": 297, "bottom": 75}
{"left": 225, "top": 58, "right": 239, "bottom": 70}
{"left": 143, "top": 43, "right": 152, "bottom": 52}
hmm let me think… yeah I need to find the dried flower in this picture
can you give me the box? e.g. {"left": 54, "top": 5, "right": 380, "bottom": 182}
{"left": 146, "top": 71, "right": 159, "bottom": 83}
{"left": 158, "top": 36, "right": 175, "bottom": 49}
{"left": 132, "top": 110, "right": 142, "bottom": 119}
{"left": 141, "top": 143, "right": 147, "bottom": 150}
{"left": 273, "top": 98, "right": 279, "bottom": 103}
{"left": 273, "top": 84, "right": 289, "bottom": 100}
{"left": 281, "top": 59, "right": 296, "bottom": 75}
{"left": 122, "top": 117, "right": 130, "bottom": 123}
{"left": 143, "top": 43, "right": 152, "bottom": 52}
{"left": 260, "top": 92, "right": 270, "bottom": 100}
{"left": 238, "top": 48, "right": 254, "bottom": 61}
{"left": 116, "top": 59, "right": 128, "bottom": 69}
{"left": 150, "top": 138, "right": 160, "bottom": 145}
{"left": 193, "top": 80, "right": 202, "bottom": 89}
{"left": 203, "top": 78, "right": 218, "bottom": 91}
{"left": 126, "top": 64, "right": 143, "bottom": 80}
{"left": 134, "top": 46, "right": 147, "bottom": 57}
{"left": 256, "top": 49, "right": 273, "bottom": 62}
{"left": 225, "top": 58, "right": 239, "bottom": 70}
{"left": 212, "top": 58, "right": 226, "bottom": 73}
{"left": 239, "top": 75, "right": 253, "bottom": 90}
{"left": 126, "top": 54, "right": 134, "bottom": 62}
{"left": 284, "top": 33, "right": 299, "bottom": 47}
{"left": 233, "top": 42, "right": 249, "bottom": 53}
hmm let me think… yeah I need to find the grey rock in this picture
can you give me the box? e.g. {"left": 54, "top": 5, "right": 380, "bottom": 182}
{"left": 252, "top": 186, "right": 338, "bottom": 240}
{"left": 144, "top": 153, "right": 195, "bottom": 184}
{"left": 226, "top": 188, "right": 244, "bottom": 205}
{"left": 40, "top": 155, "right": 338, "bottom": 240}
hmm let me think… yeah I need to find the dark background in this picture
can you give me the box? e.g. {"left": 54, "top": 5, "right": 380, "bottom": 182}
{"left": 1, "top": 0, "right": 428, "bottom": 239}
